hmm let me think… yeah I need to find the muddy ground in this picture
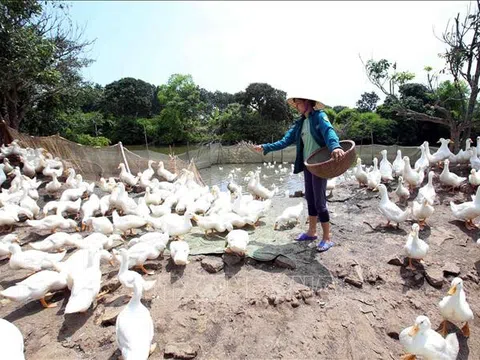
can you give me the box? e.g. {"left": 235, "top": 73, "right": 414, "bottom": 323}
{"left": 1, "top": 165, "right": 480, "bottom": 360}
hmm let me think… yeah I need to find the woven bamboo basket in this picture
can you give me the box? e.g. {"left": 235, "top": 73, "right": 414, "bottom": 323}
{"left": 304, "top": 140, "right": 356, "bottom": 179}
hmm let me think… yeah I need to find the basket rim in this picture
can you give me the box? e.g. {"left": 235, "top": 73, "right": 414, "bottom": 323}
{"left": 304, "top": 140, "right": 356, "bottom": 167}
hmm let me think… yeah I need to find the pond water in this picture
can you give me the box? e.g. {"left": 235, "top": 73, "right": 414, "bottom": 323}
{"left": 197, "top": 162, "right": 305, "bottom": 197}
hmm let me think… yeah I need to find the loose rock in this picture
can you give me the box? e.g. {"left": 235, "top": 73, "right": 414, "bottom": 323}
{"left": 201, "top": 257, "right": 224, "bottom": 273}
{"left": 98, "top": 307, "right": 122, "bottom": 327}
{"left": 443, "top": 262, "right": 460, "bottom": 277}
{"left": 164, "top": 342, "right": 199, "bottom": 359}
{"left": 345, "top": 264, "right": 364, "bottom": 288}
{"left": 425, "top": 267, "right": 445, "bottom": 289}
{"left": 387, "top": 256, "right": 404, "bottom": 267}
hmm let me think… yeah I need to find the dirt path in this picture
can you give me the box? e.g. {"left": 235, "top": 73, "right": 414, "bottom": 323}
{"left": 1, "top": 173, "right": 479, "bottom": 360}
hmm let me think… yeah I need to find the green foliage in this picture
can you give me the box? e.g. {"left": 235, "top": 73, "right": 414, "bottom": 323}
{"left": 0, "top": 0, "right": 93, "bottom": 129}
{"left": 334, "top": 107, "right": 393, "bottom": 144}
{"left": 434, "top": 80, "right": 469, "bottom": 118}
{"left": 364, "top": 59, "right": 415, "bottom": 96}
{"left": 323, "top": 108, "right": 337, "bottom": 124}
{"left": 74, "top": 134, "right": 111, "bottom": 147}
{"left": 333, "top": 105, "right": 347, "bottom": 113}
{"left": 356, "top": 92, "right": 380, "bottom": 112}
{"left": 103, "top": 77, "right": 157, "bottom": 118}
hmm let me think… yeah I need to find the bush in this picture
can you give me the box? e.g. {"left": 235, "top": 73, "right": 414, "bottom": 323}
{"left": 75, "top": 134, "right": 111, "bottom": 147}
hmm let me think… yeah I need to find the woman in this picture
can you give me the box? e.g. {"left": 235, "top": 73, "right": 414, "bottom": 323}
{"left": 253, "top": 95, "right": 345, "bottom": 252}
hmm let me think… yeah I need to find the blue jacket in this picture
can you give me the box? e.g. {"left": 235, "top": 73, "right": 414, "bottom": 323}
{"left": 262, "top": 110, "right": 341, "bottom": 174}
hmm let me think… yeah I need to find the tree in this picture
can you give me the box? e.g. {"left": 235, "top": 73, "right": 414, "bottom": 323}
{"left": 0, "top": 1, "right": 93, "bottom": 129}
{"left": 237, "top": 83, "right": 292, "bottom": 124}
{"left": 103, "top": 77, "right": 157, "bottom": 118}
{"left": 156, "top": 74, "right": 206, "bottom": 144}
{"left": 356, "top": 91, "right": 380, "bottom": 112}
{"left": 362, "top": 1, "right": 480, "bottom": 151}
{"left": 333, "top": 105, "right": 348, "bottom": 113}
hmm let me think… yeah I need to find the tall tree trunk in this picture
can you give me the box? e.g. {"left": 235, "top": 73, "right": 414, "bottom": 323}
{"left": 451, "top": 123, "right": 461, "bottom": 153}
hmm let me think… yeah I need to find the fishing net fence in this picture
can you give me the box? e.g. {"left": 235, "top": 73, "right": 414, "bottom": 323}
{"left": 1, "top": 121, "right": 205, "bottom": 185}
{"left": 132, "top": 140, "right": 439, "bottom": 170}
{"left": 1, "top": 120, "right": 439, "bottom": 182}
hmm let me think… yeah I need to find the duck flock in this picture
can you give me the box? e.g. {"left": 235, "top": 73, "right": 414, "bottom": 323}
{"left": 0, "top": 137, "right": 478, "bottom": 359}
{"left": 0, "top": 140, "right": 302, "bottom": 359}
{"left": 352, "top": 137, "right": 478, "bottom": 360}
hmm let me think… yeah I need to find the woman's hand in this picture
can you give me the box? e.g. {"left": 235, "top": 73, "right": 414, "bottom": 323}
{"left": 253, "top": 145, "right": 263, "bottom": 153}
{"left": 331, "top": 148, "right": 345, "bottom": 162}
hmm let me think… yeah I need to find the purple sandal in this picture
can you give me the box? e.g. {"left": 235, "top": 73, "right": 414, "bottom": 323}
{"left": 295, "top": 233, "right": 318, "bottom": 241}
{"left": 317, "top": 240, "right": 335, "bottom": 252}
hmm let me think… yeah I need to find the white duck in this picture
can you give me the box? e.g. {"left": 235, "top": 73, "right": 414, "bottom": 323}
{"left": 395, "top": 176, "right": 410, "bottom": 204}
{"left": 70, "top": 233, "right": 122, "bottom": 251}
{"left": 116, "top": 272, "right": 155, "bottom": 360}
{"left": 86, "top": 216, "right": 114, "bottom": 234}
{"left": 439, "top": 159, "right": 467, "bottom": 191}
{"left": 469, "top": 168, "right": 480, "bottom": 187}
{"left": 274, "top": 202, "right": 303, "bottom": 230}
{"left": 65, "top": 168, "right": 79, "bottom": 188}
{"left": 45, "top": 173, "right": 62, "bottom": 194}
{"left": 404, "top": 223, "right": 429, "bottom": 270}
{"left": 0, "top": 270, "right": 67, "bottom": 308}
{"left": 26, "top": 215, "right": 78, "bottom": 233}
{"left": 52, "top": 249, "right": 113, "bottom": 290}
{"left": 112, "top": 210, "right": 147, "bottom": 236}
{"left": 415, "top": 143, "right": 430, "bottom": 171}
{"left": 127, "top": 231, "right": 169, "bottom": 248}
{"left": 160, "top": 212, "right": 193, "bottom": 238}
{"left": 227, "top": 173, "right": 241, "bottom": 194}
{"left": 225, "top": 229, "right": 250, "bottom": 256}
{"left": 412, "top": 198, "right": 435, "bottom": 230}
{"left": 81, "top": 193, "right": 101, "bottom": 230}
{"left": 0, "top": 234, "right": 19, "bottom": 260}
{"left": 451, "top": 137, "right": 473, "bottom": 164}
{"left": 416, "top": 171, "right": 436, "bottom": 205}
{"left": 19, "top": 156, "right": 36, "bottom": 178}
{"left": 114, "top": 240, "right": 165, "bottom": 275}
{"left": 366, "top": 158, "right": 382, "bottom": 190}
{"left": 376, "top": 184, "right": 410, "bottom": 228}
{"left": 99, "top": 177, "right": 116, "bottom": 193}
{"left": 59, "top": 187, "right": 85, "bottom": 202}
{"left": 169, "top": 239, "right": 190, "bottom": 265}
{"left": 19, "top": 188, "right": 39, "bottom": 218}
{"left": 118, "top": 163, "right": 139, "bottom": 187}
{"left": 0, "top": 164, "right": 6, "bottom": 187}
{"left": 392, "top": 150, "right": 405, "bottom": 177}
{"left": 252, "top": 172, "right": 277, "bottom": 199}
{"left": 192, "top": 214, "right": 233, "bottom": 236}
{"left": 402, "top": 156, "right": 425, "bottom": 190}
{"left": 8, "top": 244, "right": 66, "bottom": 272}
{"left": 439, "top": 277, "right": 474, "bottom": 338}
{"left": 138, "top": 160, "right": 155, "bottom": 189}
{"left": 399, "top": 315, "right": 459, "bottom": 360}
{"left": 379, "top": 150, "right": 394, "bottom": 182}
{"left": 450, "top": 185, "right": 480, "bottom": 229}
{"left": 0, "top": 318, "right": 25, "bottom": 360}
{"left": 430, "top": 138, "right": 455, "bottom": 165}
{"left": 64, "top": 249, "right": 102, "bottom": 314}
{"left": 144, "top": 186, "right": 163, "bottom": 206}
{"left": 29, "top": 232, "right": 82, "bottom": 252}
{"left": 117, "top": 248, "right": 156, "bottom": 291}
{"left": 3, "top": 158, "right": 14, "bottom": 173}
{"left": 157, "top": 161, "right": 177, "bottom": 182}
{"left": 354, "top": 158, "right": 368, "bottom": 187}
{"left": 469, "top": 146, "right": 480, "bottom": 170}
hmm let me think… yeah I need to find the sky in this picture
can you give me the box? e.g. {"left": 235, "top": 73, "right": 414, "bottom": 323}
{"left": 68, "top": 0, "right": 474, "bottom": 108}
